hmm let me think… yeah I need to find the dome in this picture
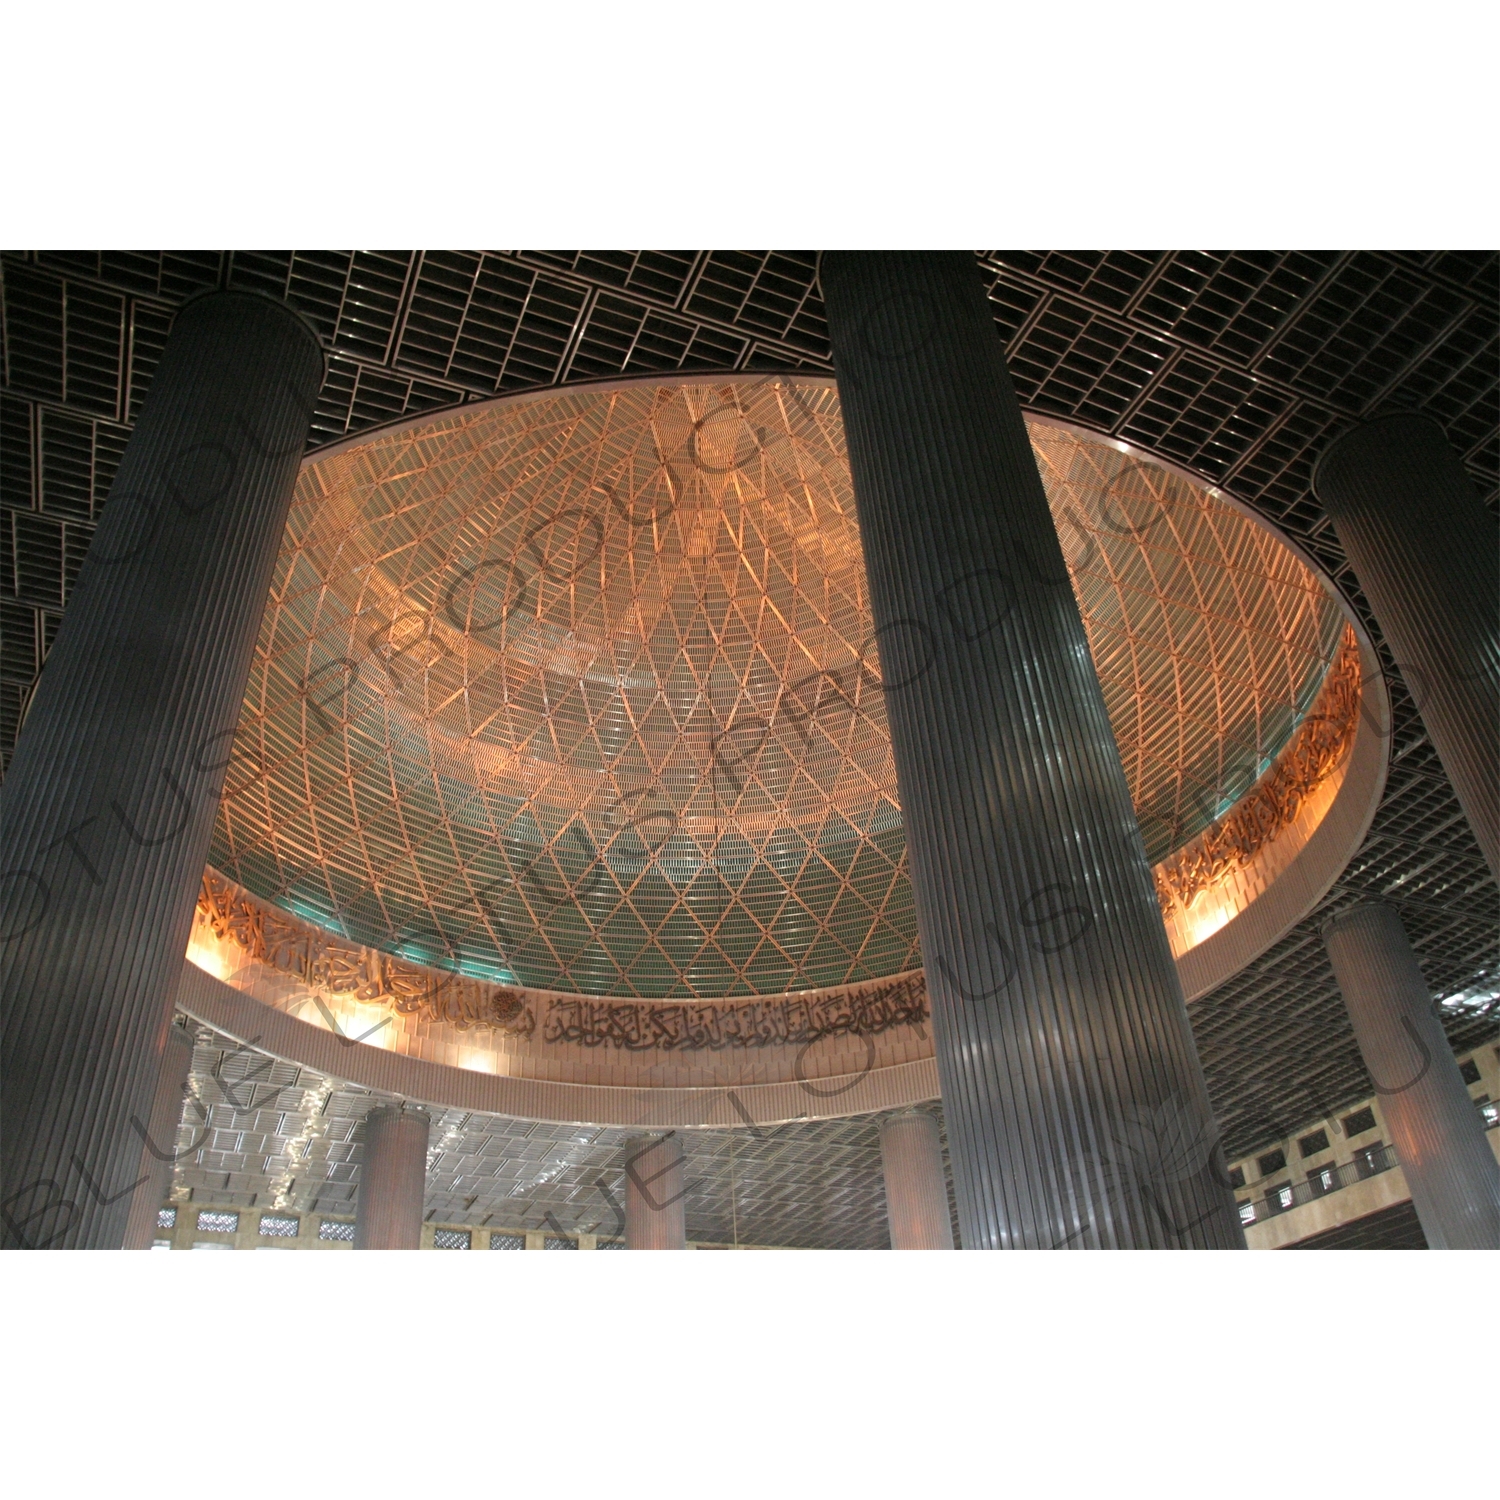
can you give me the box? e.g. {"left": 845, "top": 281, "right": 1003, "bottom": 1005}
{"left": 210, "top": 376, "right": 1344, "bottom": 998}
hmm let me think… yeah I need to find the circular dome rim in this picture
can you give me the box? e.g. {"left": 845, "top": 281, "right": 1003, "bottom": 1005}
{"left": 294, "top": 367, "right": 1371, "bottom": 658}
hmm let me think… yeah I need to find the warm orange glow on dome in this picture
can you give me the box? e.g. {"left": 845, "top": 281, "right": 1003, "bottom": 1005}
{"left": 210, "top": 377, "right": 1342, "bottom": 999}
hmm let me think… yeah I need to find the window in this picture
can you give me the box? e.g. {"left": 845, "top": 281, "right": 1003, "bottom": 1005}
{"left": 259, "top": 1214, "right": 299, "bottom": 1238}
{"left": 1459, "top": 1058, "right": 1481, "bottom": 1085}
{"left": 597, "top": 1238, "right": 627, "bottom": 1249}
{"left": 490, "top": 1233, "right": 526, "bottom": 1250}
{"left": 1265, "top": 1183, "right": 1295, "bottom": 1215}
{"left": 544, "top": 1235, "right": 577, "bottom": 1250}
{"left": 156, "top": 1207, "right": 176, "bottom": 1229}
{"left": 151, "top": 1239, "right": 172, "bottom": 1251}
{"left": 1342, "top": 1106, "right": 1377, "bottom": 1137}
{"left": 319, "top": 1220, "right": 355, "bottom": 1241}
{"left": 1227, "top": 1166, "right": 1245, "bottom": 1190}
{"left": 191, "top": 1241, "right": 233, "bottom": 1251}
{"left": 433, "top": 1228, "right": 471, "bottom": 1250}
{"left": 1306, "top": 1163, "right": 1338, "bottom": 1197}
{"left": 1297, "top": 1129, "right": 1330, "bottom": 1158}
{"left": 1353, "top": 1142, "right": 1387, "bottom": 1179}
{"left": 195, "top": 1210, "right": 238, "bottom": 1234}
{"left": 1236, "top": 1201, "right": 1256, "bottom": 1226}
{"left": 1482, "top": 1103, "right": 1500, "bottom": 1129}
{"left": 1256, "top": 1148, "right": 1286, "bottom": 1178}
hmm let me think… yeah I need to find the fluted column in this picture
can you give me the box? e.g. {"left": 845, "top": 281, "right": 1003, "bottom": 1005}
{"left": 355, "top": 1105, "right": 431, "bottom": 1250}
{"left": 624, "top": 1133, "right": 687, "bottom": 1249}
{"left": 120, "top": 1019, "right": 197, "bottom": 1249}
{"left": 1313, "top": 414, "right": 1500, "bottom": 879}
{"left": 821, "top": 252, "right": 1242, "bottom": 1250}
{"left": 880, "top": 1110, "right": 954, "bottom": 1249}
{"left": 1, "top": 291, "right": 322, "bottom": 1250}
{"left": 1322, "top": 902, "right": 1500, "bottom": 1249}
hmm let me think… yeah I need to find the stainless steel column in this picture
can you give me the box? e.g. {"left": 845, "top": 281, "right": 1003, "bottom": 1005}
{"left": 879, "top": 1110, "right": 954, "bottom": 1249}
{"left": 1313, "top": 414, "right": 1500, "bottom": 879}
{"left": 1, "top": 291, "right": 321, "bottom": 1250}
{"left": 624, "top": 1133, "right": 687, "bottom": 1249}
{"left": 1322, "top": 902, "right": 1500, "bottom": 1249}
{"left": 119, "top": 1019, "right": 197, "bottom": 1249}
{"left": 821, "top": 252, "right": 1242, "bottom": 1249}
{"left": 355, "top": 1105, "right": 431, "bottom": 1250}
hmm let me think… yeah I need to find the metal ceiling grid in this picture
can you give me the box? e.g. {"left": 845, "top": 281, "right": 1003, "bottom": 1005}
{"left": 3, "top": 247, "right": 1496, "bottom": 1177}
{"left": 177, "top": 1023, "right": 958, "bottom": 1249}
{"left": 1196, "top": 663, "right": 1499, "bottom": 1157}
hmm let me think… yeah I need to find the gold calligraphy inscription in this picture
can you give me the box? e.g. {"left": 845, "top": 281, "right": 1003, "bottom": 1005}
{"left": 1153, "top": 625, "right": 1361, "bottom": 918}
{"left": 543, "top": 974, "right": 928, "bottom": 1052}
{"left": 196, "top": 872, "right": 929, "bottom": 1050}
{"left": 196, "top": 871, "right": 535, "bottom": 1035}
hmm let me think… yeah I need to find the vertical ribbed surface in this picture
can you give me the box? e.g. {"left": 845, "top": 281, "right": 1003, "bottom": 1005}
{"left": 1314, "top": 414, "right": 1500, "bottom": 879}
{"left": 879, "top": 1111, "right": 954, "bottom": 1249}
{"left": 355, "top": 1106, "right": 431, "bottom": 1250}
{"left": 821, "top": 253, "right": 1242, "bottom": 1250}
{"left": 625, "top": 1133, "right": 687, "bottom": 1249}
{"left": 1, "top": 291, "right": 322, "bottom": 1250}
{"left": 1322, "top": 903, "right": 1500, "bottom": 1249}
{"left": 118, "top": 1019, "right": 196, "bottom": 1250}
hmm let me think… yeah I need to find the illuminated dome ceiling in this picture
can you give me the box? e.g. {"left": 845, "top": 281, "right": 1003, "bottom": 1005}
{"left": 211, "top": 376, "right": 1344, "bottom": 998}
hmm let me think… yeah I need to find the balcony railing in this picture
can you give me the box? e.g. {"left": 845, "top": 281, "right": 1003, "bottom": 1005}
{"left": 1237, "top": 1142, "right": 1400, "bottom": 1226}
{"left": 1236, "top": 1097, "right": 1498, "bottom": 1229}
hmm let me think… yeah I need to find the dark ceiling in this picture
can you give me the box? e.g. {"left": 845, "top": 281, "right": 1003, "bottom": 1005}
{"left": 2, "top": 248, "right": 1496, "bottom": 1159}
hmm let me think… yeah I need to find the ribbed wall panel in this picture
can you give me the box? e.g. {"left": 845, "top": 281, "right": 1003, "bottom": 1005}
{"left": 355, "top": 1105, "right": 431, "bottom": 1250}
{"left": 119, "top": 1019, "right": 195, "bottom": 1250}
{"left": 879, "top": 1111, "right": 954, "bottom": 1249}
{"left": 821, "top": 252, "right": 1243, "bottom": 1249}
{"left": 1322, "top": 902, "right": 1500, "bottom": 1249}
{"left": 0, "top": 292, "right": 322, "bottom": 1250}
{"left": 625, "top": 1133, "right": 687, "bottom": 1249}
{"left": 1313, "top": 414, "right": 1500, "bottom": 879}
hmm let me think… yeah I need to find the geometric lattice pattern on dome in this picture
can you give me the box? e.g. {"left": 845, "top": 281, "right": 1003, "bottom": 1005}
{"left": 210, "top": 378, "right": 1343, "bottom": 998}
{"left": 1031, "top": 422, "right": 1345, "bottom": 857}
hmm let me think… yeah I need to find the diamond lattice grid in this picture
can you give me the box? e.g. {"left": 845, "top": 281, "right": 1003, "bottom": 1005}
{"left": 210, "top": 379, "right": 1342, "bottom": 998}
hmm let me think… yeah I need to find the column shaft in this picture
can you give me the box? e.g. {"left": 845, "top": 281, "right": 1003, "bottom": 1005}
{"left": 355, "top": 1106, "right": 430, "bottom": 1250}
{"left": 1, "top": 291, "right": 321, "bottom": 1250}
{"left": 625, "top": 1134, "right": 687, "bottom": 1249}
{"left": 1313, "top": 414, "right": 1500, "bottom": 878}
{"left": 1322, "top": 903, "right": 1500, "bottom": 1249}
{"left": 120, "top": 1019, "right": 196, "bottom": 1249}
{"left": 821, "top": 252, "right": 1242, "bottom": 1249}
{"left": 880, "top": 1111, "right": 954, "bottom": 1249}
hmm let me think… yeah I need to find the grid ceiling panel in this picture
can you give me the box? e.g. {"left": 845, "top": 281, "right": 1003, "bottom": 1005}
{"left": 1129, "top": 251, "right": 1342, "bottom": 361}
{"left": 172, "top": 1021, "right": 959, "bottom": 1249}
{"left": 1006, "top": 297, "right": 1177, "bottom": 430}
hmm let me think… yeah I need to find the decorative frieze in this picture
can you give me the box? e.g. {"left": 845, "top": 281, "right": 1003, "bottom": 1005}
{"left": 1153, "top": 626, "right": 1362, "bottom": 918}
{"left": 197, "top": 872, "right": 536, "bottom": 1036}
{"left": 196, "top": 871, "right": 927, "bottom": 1049}
{"left": 543, "top": 974, "right": 928, "bottom": 1052}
